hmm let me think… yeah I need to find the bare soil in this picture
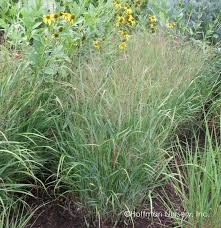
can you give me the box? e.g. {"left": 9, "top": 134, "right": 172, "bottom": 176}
{"left": 25, "top": 182, "right": 182, "bottom": 228}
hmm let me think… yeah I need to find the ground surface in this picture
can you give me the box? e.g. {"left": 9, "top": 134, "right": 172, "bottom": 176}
{"left": 25, "top": 183, "right": 181, "bottom": 228}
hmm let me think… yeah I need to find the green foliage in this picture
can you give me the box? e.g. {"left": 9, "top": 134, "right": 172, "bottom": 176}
{"left": 1, "top": 30, "right": 214, "bottom": 225}
{"left": 1, "top": 0, "right": 221, "bottom": 227}
{"left": 148, "top": 0, "right": 221, "bottom": 44}
{"left": 172, "top": 121, "right": 221, "bottom": 227}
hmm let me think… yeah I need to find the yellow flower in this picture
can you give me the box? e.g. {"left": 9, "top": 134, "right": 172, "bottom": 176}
{"left": 125, "top": 8, "right": 132, "bottom": 15}
{"left": 114, "top": 3, "right": 122, "bottom": 9}
{"left": 135, "top": 0, "right": 141, "bottom": 6}
{"left": 118, "top": 42, "right": 126, "bottom": 49}
{"left": 62, "top": 13, "right": 67, "bottom": 20}
{"left": 51, "top": 13, "right": 59, "bottom": 22}
{"left": 166, "top": 22, "right": 176, "bottom": 29}
{"left": 119, "top": 30, "right": 128, "bottom": 36}
{"left": 69, "top": 14, "right": 76, "bottom": 24}
{"left": 128, "top": 15, "right": 135, "bottom": 26}
{"left": 166, "top": 23, "right": 172, "bottom": 29}
{"left": 43, "top": 14, "right": 52, "bottom": 25}
{"left": 93, "top": 40, "right": 100, "bottom": 49}
{"left": 123, "top": 34, "right": 129, "bottom": 41}
{"left": 62, "top": 13, "right": 75, "bottom": 24}
{"left": 116, "top": 15, "right": 126, "bottom": 25}
{"left": 149, "top": 15, "right": 157, "bottom": 23}
{"left": 150, "top": 23, "right": 155, "bottom": 29}
{"left": 172, "top": 21, "right": 177, "bottom": 27}
{"left": 124, "top": 3, "right": 130, "bottom": 9}
{"left": 119, "top": 30, "right": 129, "bottom": 41}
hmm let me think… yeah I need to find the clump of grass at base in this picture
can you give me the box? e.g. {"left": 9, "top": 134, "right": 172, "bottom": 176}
{"left": 0, "top": 32, "right": 214, "bottom": 226}
{"left": 0, "top": 47, "right": 54, "bottom": 226}
{"left": 164, "top": 55, "right": 221, "bottom": 228}
{"left": 0, "top": 137, "right": 44, "bottom": 227}
{"left": 50, "top": 32, "right": 208, "bottom": 221}
{"left": 0, "top": 201, "right": 35, "bottom": 228}
{"left": 171, "top": 116, "right": 221, "bottom": 228}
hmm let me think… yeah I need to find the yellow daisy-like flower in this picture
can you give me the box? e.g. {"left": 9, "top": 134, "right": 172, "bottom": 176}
{"left": 119, "top": 30, "right": 128, "bottom": 36}
{"left": 119, "top": 30, "right": 129, "bottom": 41}
{"left": 166, "top": 23, "right": 173, "bottom": 29}
{"left": 93, "top": 40, "right": 100, "bottom": 49}
{"left": 62, "top": 13, "right": 75, "bottom": 24}
{"left": 150, "top": 23, "right": 155, "bottom": 29}
{"left": 125, "top": 8, "right": 132, "bottom": 15}
{"left": 51, "top": 13, "right": 59, "bottom": 22}
{"left": 172, "top": 21, "right": 177, "bottom": 27}
{"left": 135, "top": 0, "right": 141, "bottom": 7}
{"left": 124, "top": 3, "right": 130, "bottom": 9}
{"left": 128, "top": 15, "right": 135, "bottom": 26}
{"left": 114, "top": 3, "right": 122, "bottom": 9}
{"left": 166, "top": 22, "right": 176, "bottom": 29}
{"left": 123, "top": 34, "right": 129, "bottom": 41}
{"left": 43, "top": 14, "right": 52, "bottom": 25}
{"left": 61, "top": 13, "right": 67, "bottom": 20}
{"left": 69, "top": 14, "right": 76, "bottom": 24}
{"left": 118, "top": 41, "right": 126, "bottom": 49}
{"left": 149, "top": 15, "right": 157, "bottom": 23}
{"left": 116, "top": 15, "right": 126, "bottom": 24}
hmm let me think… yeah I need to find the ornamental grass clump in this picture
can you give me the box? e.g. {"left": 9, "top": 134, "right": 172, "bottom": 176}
{"left": 50, "top": 32, "right": 207, "bottom": 221}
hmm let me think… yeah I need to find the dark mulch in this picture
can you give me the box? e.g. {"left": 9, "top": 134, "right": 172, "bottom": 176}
{"left": 25, "top": 187, "right": 85, "bottom": 228}
{"left": 127, "top": 183, "right": 183, "bottom": 228}
{"left": 25, "top": 201, "right": 83, "bottom": 228}
{"left": 25, "top": 182, "right": 182, "bottom": 228}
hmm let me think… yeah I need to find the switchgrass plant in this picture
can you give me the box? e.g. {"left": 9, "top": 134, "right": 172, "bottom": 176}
{"left": 0, "top": 201, "right": 35, "bottom": 228}
{"left": 171, "top": 115, "right": 221, "bottom": 228}
{"left": 49, "top": 33, "right": 210, "bottom": 221}
{"left": 0, "top": 31, "right": 216, "bottom": 226}
{"left": 162, "top": 55, "right": 221, "bottom": 228}
{"left": 0, "top": 138, "right": 44, "bottom": 227}
{"left": 0, "top": 46, "right": 51, "bottom": 226}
